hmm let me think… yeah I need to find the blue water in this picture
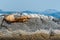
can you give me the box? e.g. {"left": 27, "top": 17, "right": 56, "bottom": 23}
{"left": 0, "top": 9, "right": 60, "bottom": 18}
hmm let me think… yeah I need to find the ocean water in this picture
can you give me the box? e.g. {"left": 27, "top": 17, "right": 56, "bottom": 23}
{"left": 0, "top": 9, "right": 60, "bottom": 18}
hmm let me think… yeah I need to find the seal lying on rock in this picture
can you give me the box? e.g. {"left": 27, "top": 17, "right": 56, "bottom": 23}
{"left": 0, "top": 14, "right": 30, "bottom": 31}
{"left": 4, "top": 15, "right": 30, "bottom": 23}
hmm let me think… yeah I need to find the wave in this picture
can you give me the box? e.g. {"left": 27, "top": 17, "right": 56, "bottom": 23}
{"left": 0, "top": 9, "right": 60, "bottom": 18}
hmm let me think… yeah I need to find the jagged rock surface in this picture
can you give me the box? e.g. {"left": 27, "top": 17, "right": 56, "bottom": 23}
{"left": 0, "top": 14, "right": 60, "bottom": 32}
